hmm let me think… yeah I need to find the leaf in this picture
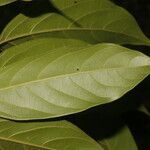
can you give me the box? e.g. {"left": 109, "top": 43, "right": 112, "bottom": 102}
{"left": 138, "top": 105, "right": 150, "bottom": 116}
{"left": 98, "top": 126, "right": 137, "bottom": 150}
{"left": 0, "top": 118, "right": 101, "bottom": 150}
{"left": 0, "top": 39, "right": 149, "bottom": 120}
{"left": 0, "top": 0, "right": 149, "bottom": 47}
{"left": 0, "top": 0, "right": 16, "bottom": 6}
{"left": 0, "top": 0, "right": 32, "bottom": 6}
{"left": 0, "top": 38, "right": 90, "bottom": 68}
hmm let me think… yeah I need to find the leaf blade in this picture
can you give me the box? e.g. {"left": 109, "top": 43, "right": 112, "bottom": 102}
{"left": 0, "top": 0, "right": 149, "bottom": 46}
{"left": 98, "top": 126, "right": 137, "bottom": 150}
{"left": 0, "top": 118, "right": 101, "bottom": 150}
{"left": 0, "top": 40, "right": 149, "bottom": 120}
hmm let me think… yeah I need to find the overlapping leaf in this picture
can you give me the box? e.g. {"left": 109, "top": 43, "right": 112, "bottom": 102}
{"left": 0, "top": 38, "right": 149, "bottom": 120}
{"left": 0, "top": 0, "right": 17, "bottom": 6}
{"left": 0, "top": 0, "right": 149, "bottom": 47}
{"left": 98, "top": 126, "right": 137, "bottom": 150}
{"left": 0, "top": 118, "right": 101, "bottom": 150}
{"left": 0, "top": 0, "right": 149, "bottom": 148}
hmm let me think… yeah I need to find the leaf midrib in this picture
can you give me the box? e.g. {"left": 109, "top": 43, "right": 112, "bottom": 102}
{"left": 0, "top": 65, "right": 148, "bottom": 92}
{"left": 0, "top": 27, "right": 149, "bottom": 46}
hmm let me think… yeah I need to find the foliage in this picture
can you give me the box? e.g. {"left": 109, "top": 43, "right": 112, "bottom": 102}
{"left": 0, "top": 0, "right": 149, "bottom": 149}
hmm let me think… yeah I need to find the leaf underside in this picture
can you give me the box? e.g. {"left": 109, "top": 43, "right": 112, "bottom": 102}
{"left": 0, "top": 118, "right": 101, "bottom": 150}
{"left": 0, "top": 118, "right": 138, "bottom": 150}
{"left": 0, "top": 39, "right": 149, "bottom": 120}
{"left": 0, "top": 0, "right": 149, "bottom": 48}
{"left": 0, "top": 0, "right": 149, "bottom": 149}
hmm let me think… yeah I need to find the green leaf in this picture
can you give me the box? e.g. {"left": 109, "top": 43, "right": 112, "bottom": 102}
{"left": 0, "top": 0, "right": 32, "bottom": 6}
{"left": 0, "top": 118, "right": 101, "bottom": 150}
{"left": 0, "top": 0, "right": 149, "bottom": 47}
{"left": 0, "top": 0, "right": 17, "bottom": 6}
{"left": 0, "top": 39, "right": 149, "bottom": 120}
{"left": 98, "top": 126, "right": 137, "bottom": 150}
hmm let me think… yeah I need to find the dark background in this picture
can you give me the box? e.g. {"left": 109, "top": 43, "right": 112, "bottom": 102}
{"left": 0, "top": 0, "right": 150, "bottom": 149}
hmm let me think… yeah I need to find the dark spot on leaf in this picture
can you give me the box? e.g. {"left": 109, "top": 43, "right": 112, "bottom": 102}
{"left": 74, "top": 1, "right": 77, "bottom": 4}
{"left": 76, "top": 68, "right": 79, "bottom": 71}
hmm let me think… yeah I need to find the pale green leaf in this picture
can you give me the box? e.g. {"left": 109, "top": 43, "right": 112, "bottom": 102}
{"left": 0, "top": 0, "right": 149, "bottom": 46}
{"left": 98, "top": 126, "right": 137, "bottom": 150}
{"left": 0, "top": 118, "right": 101, "bottom": 150}
{"left": 0, "top": 39, "right": 149, "bottom": 120}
